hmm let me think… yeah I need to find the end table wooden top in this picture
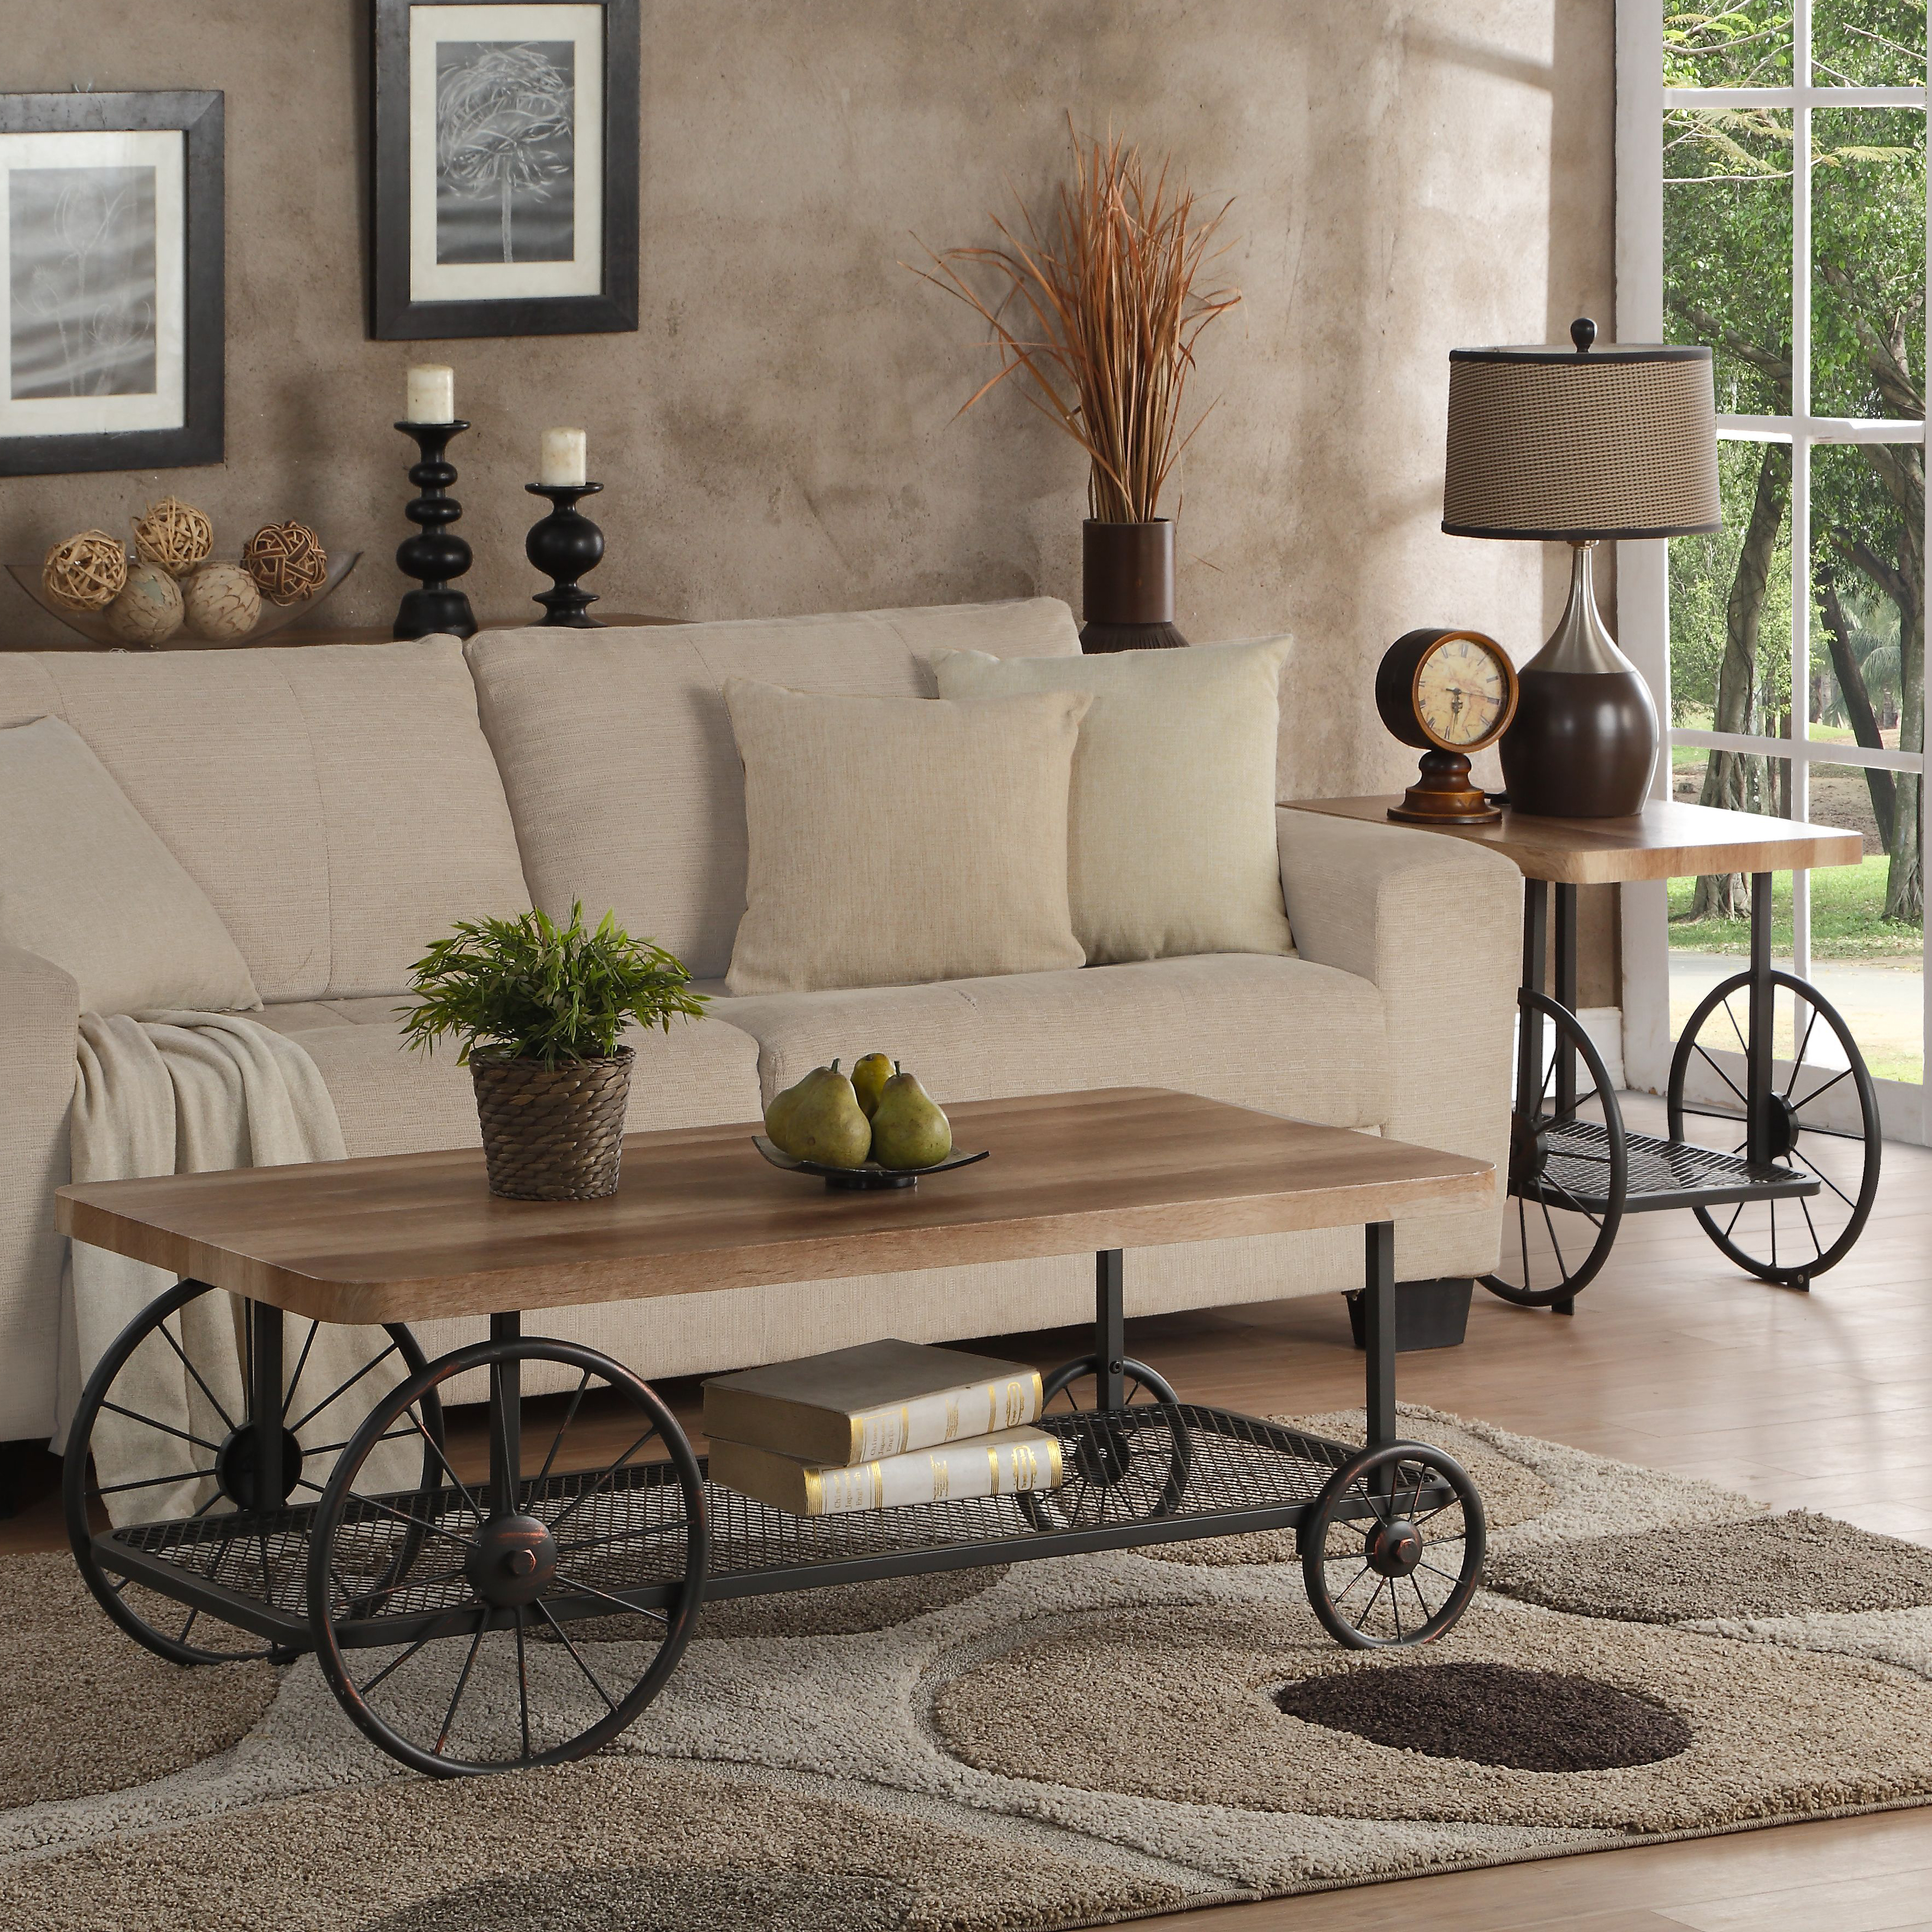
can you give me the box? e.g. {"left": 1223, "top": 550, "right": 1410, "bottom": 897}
{"left": 56, "top": 1088, "right": 1493, "bottom": 1328}
{"left": 1283, "top": 796, "right": 1863, "bottom": 886}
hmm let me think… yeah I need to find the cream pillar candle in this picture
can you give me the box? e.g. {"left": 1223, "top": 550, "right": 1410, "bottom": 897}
{"left": 406, "top": 363, "right": 455, "bottom": 423}
{"left": 540, "top": 426, "right": 588, "bottom": 488}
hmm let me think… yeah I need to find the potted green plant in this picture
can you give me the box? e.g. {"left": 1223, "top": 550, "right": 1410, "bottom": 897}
{"left": 911, "top": 128, "right": 1241, "bottom": 651}
{"left": 401, "top": 903, "right": 708, "bottom": 1201}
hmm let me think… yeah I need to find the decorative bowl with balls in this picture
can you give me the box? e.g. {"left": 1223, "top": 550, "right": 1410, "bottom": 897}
{"left": 8, "top": 500, "right": 359, "bottom": 649}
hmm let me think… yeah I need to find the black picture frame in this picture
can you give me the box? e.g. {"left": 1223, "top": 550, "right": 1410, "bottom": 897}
{"left": 372, "top": 0, "right": 640, "bottom": 339}
{"left": 0, "top": 90, "right": 223, "bottom": 479}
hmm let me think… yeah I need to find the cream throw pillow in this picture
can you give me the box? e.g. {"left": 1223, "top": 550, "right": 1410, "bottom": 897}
{"left": 0, "top": 715, "right": 260, "bottom": 1014}
{"left": 723, "top": 678, "right": 1091, "bottom": 994}
{"left": 934, "top": 637, "right": 1296, "bottom": 964}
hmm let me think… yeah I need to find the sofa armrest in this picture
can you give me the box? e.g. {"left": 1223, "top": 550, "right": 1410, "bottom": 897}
{"left": 1277, "top": 809, "right": 1522, "bottom": 1260}
{"left": 0, "top": 945, "right": 79, "bottom": 1441}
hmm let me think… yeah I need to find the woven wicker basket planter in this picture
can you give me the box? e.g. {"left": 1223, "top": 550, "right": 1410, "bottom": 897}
{"left": 470, "top": 1046, "right": 635, "bottom": 1201}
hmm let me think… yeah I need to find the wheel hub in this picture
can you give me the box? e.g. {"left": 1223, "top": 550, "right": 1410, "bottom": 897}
{"left": 1507, "top": 1117, "right": 1552, "bottom": 1190}
{"left": 1365, "top": 1518, "right": 1423, "bottom": 1578}
{"left": 214, "top": 1424, "right": 305, "bottom": 1510}
{"left": 1762, "top": 1092, "right": 1799, "bottom": 1161}
{"left": 464, "top": 1512, "right": 558, "bottom": 1607}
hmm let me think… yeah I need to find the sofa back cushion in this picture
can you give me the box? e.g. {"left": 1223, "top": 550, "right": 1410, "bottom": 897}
{"left": 465, "top": 599, "right": 1081, "bottom": 981}
{"left": 0, "top": 639, "right": 529, "bottom": 1001}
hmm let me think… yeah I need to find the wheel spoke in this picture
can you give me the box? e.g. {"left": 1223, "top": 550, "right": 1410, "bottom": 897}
{"left": 287, "top": 1343, "right": 400, "bottom": 1435}
{"left": 1785, "top": 1004, "right": 1821, "bottom": 1096}
{"left": 533, "top": 1600, "right": 619, "bottom": 1713}
{"left": 1514, "top": 1193, "right": 1530, "bottom": 1286}
{"left": 1724, "top": 997, "right": 1749, "bottom": 1057}
{"left": 99, "top": 1402, "right": 223, "bottom": 1454}
{"left": 1809, "top": 1164, "right": 1859, "bottom": 1213}
{"left": 177, "top": 1604, "right": 199, "bottom": 1645}
{"left": 1722, "top": 1198, "right": 1746, "bottom": 1240}
{"left": 280, "top": 1321, "right": 321, "bottom": 1423}
{"left": 1411, "top": 1575, "right": 1431, "bottom": 1624}
{"left": 410, "top": 1414, "right": 488, "bottom": 1526}
{"left": 153, "top": 1321, "right": 238, "bottom": 1433}
{"left": 338, "top": 1489, "right": 480, "bottom": 1553}
{"left": 550, "top": 1569, "right": 670, "bottom": 1628}
{"left": 556, "top": 1516, "right": 689, "bottom": 1558}
{"left": 1797, "top": 1192, "right": 1824, "bottom": 1260}
{"left": 434, "top": 1622, "right": 486, "bottom": 1757}
{"left": 544, "top": 1428, "right": 661, "bottom": 1536}
{"left": 1358, "top": 1575, "right": 1388, "bottom": 1632}
{"left": 515, "top": 1609, "right": 533, "bottom": 1760}
{"left": 1693, "top": 1042, "right": 1750, "bottom": 1110}
{"left": 1543, "top": 1177, "right": 1606, "bottom": 1231}
{"left": 534, "top": 1370, "right": 594, "bottom": 1490}
{"left": 1540, "top": 1198, "right": 1570, "bottom": 1279}
{"left": 94, "top": 1466, "right": 213, "bottom": 1499}
{"left": 1791, "top": 1066, "right": 1852, "bottom": 1112}
{"left": 1332, "top": 1560, "right": 1374, "bottom": 1602}
{"left": 1417, "top": 1559, "right": 1464, "bottom": 1584}
{"left": 358, "top": 1630, "right": 438, "bottom": 1697}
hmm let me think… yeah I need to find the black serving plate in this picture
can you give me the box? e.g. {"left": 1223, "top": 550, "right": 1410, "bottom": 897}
{"left": 752, "top": 1136, "right": 990, "bottom": 1191}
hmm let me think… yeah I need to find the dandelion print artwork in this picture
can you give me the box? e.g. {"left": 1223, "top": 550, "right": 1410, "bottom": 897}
{"left": 434, "top": 40, "right": 575, "bottom": 265}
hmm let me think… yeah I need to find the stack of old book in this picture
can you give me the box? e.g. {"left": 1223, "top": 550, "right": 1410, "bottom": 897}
{"left": 703, "top": 1338, "right": 1066, "bottom": 1517}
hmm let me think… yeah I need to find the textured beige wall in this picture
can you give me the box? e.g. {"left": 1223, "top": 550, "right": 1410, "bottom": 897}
{"left": 0, "top": 0, "right": 1612, "bottom": 806}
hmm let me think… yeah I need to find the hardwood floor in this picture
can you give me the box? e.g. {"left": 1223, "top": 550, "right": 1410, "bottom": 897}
{"left": 5, "top": 1095, "right": 1929, "bottom": 1927}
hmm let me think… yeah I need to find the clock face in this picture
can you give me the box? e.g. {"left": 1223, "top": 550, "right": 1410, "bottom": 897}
{"left": 1415, "top": 635, "right": 1511, "bottom": 749}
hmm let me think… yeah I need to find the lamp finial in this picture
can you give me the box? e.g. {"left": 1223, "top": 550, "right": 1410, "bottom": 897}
{"left": 1570, "top": 317, "right": 1597, "bottom": 354}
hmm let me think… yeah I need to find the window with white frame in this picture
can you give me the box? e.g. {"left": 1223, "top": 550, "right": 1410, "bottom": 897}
{"left": 1616, "top": 1, "right": 1929, "bottom": 1144}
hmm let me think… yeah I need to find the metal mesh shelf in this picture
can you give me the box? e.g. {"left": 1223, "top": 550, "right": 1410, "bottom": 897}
{"left": 1522, "top": 1118, "right": 1821, "bottom": 1216}
{"left": 99, "top": 1404, "right": 1363, "bottom": 1645}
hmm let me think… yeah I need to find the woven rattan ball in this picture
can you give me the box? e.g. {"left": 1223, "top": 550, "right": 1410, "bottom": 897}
{"left": 182, "top": 562, "right": 262, "bottom": 641}
{"left": 42, "top": 530, "right": 128, "bottom": 612}
{"left": 104, "top": 562, "right": 185, "bottom": 646}
{"left": 131, "top": 496, "right": 214, "bottom": 579}
{"left": 241, "top": 520, "right": 328, "bottom": 605}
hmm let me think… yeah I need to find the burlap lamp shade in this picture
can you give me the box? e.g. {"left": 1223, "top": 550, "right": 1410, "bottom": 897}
{"left": 1440, "top": 319, "right": 1721, "bottom": 817}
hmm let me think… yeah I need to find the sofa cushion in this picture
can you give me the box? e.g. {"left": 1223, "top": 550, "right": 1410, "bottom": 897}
{"left": 465, "top": 599, "right": 1081, "bottom": 982}
{"left": 723, "top": 679, "right": 1090, "bottom": 994}
{"left": 711, "top": 952, "right": 1390, "bottom": 1131}
{"left": 0, "top": 716, "right": 261, "bottom": 1015}
{"left": 935, "top": 636, "right": 1296, "bottom": 965}
{"left": 254, "top": 999, "right": 763, "bottom": 1158}
{"left": 0, "top": 640, "right": 530, "bottom": 1003}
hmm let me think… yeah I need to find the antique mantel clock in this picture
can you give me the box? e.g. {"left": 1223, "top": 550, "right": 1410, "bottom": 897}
{"left": 1375, "top": 627, "right": 1519, "bottom": 825}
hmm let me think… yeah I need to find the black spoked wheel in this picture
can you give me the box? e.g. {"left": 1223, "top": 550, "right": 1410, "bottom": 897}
{"left": 307, "top": 1336, "right": 707, "bottom": 1778}
{"left": 64, "top": 1279, "right": 440, "bottom": 1666}
{"left": 1016, "top": 1356, "right": 1191, "bottom": 1531}
{"left": 1668, "top": 969, "right": 1882, "bottom": 1287}
{"left": 1300, "top": 1441, "right": 1485, "bottom": 1648}
{"left": 1481, "top": 989, "right": 1628, "bottom": 1310}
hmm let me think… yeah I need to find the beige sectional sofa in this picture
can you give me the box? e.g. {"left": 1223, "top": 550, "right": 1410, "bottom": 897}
{"left": 0, "top": 597, "right": 1521, "bottom": 1441}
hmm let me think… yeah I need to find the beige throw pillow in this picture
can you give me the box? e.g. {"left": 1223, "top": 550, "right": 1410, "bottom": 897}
{"left": 934, "top": 637, "right": 1296, "bottom": 963}
{"left": 723, "top": 678, "right": 1091, "bottom": 994}
{"left": 0, "top": 715, "right": 260, "bottom": 1014}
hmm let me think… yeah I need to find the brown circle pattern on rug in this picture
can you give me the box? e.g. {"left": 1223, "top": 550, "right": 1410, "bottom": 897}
{"left": 362, "top": 1866, "right": 915, "bottom": 1931}
{"left": 929, "top": 1595, "right": 1932, "bottom": 1834}
{"left": 1143, "top": 1411, "right": 1557, "bottom": 1567}
{"left": 0, "top": 1553, "right": 280, "bottom": 1807}
{"left": 1486, "top": 1511, "right": 1932, "bottom": 1623}
{"left": 1273, "top": 1661, "right": 1692, "bottom": 1772}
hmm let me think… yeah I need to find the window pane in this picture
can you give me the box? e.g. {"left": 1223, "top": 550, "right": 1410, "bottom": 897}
{"left": 1812, "top": 106, "right": 1926, "bottom": 415}
{"left": 1813, "top": 0, "right": 1927, "bottom": 88}
{"left": 1806, "top": 764, "right": 1923, "bottom": 1084}
{"left": 1670, "top": 439, "right": 1797, "bottom": 742}
{"left": 1665, "top": 5, "right": 1797, "bottom": 89}
{"left": 1665, "top": 108, "right": 1792, "bottom": 414}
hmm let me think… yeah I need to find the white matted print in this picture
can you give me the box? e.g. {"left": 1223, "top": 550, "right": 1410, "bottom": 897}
{"left": 0, "top": 127, "right": 185, "bottom": 441}
{"left": 408, "top": 2, "right": 604, "bottom": 303}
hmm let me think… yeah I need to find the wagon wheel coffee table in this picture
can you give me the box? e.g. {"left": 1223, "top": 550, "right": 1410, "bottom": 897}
{"left": 1287, "top": 797, "right": 1881, "bottom": 1308}
{"left": 58, "top": 1087, "right": 1494, "bottom": 1777}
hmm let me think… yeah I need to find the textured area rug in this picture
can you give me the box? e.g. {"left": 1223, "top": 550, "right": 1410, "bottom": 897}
{"left": 7, "top": 1406, "right": 1932, "bottom": 1930}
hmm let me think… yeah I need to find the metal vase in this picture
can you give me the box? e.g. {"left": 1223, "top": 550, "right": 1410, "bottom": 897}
{"left": 1079, "top": 520, "right": 1188, "bottom": 653}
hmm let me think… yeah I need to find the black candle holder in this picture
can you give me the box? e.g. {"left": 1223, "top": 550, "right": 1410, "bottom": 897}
{"left": 392, "top": 420, "right": 476, "bottom": 640}
{"left": 524, "top": 480, "right": 606, "bottom": 627}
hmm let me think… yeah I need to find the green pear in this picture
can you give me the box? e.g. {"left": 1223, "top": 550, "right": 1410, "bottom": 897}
{"left": 783, "top": 1058, "right": 873, "bottom": 1168}
{"left": 851, "top": 1051, "right": 893, "bottom": 1119}
{"left": 762, "top": 1068, "right": 815, "bottom": 1152}
{"left": 869, "top": 1063, "right": 953, "bottom": 1171}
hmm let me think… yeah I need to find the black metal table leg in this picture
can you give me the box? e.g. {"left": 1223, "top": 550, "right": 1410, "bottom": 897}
{"left": 489, "top": 1309, "right": 521, "bottom": 1513}
{"left": 1363, "top": 1221, "right": 1397, "bottom": 1448}
{"left": 1747, "top": 871, "right": 1775, "bottom": 1166}
{"left": 247, "top": 1299, "right": 284, "bottom": 1508}
{"left": 1519, "top": 879, "right": 1549, "bottom": 1130}
{"left": 1553, "top": 882, "right": 1579, "bottom": 1116}
{"left": 1095, "top": 1250, "right": 1125, "bottom": 1412}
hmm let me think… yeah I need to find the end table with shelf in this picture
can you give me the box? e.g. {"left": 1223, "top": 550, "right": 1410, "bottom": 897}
{"left": 1285, "top": 797, "right": 1882, "bottom": 1311}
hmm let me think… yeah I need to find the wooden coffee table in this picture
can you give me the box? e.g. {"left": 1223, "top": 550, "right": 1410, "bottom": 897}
{"left": 1286, "top": 797, "right": 1882, "bottom": 1309}
{"left": 59, "top": 1087, "right": 1493, "bottom": 1778}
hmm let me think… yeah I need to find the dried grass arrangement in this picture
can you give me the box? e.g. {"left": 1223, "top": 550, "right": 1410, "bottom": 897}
{"left": 910, "top": 128, "right": 1240, "bottom": 523}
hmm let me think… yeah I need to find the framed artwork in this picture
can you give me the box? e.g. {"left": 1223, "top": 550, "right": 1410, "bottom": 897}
{"left": 372, "top": 0, "right": 640, "bottom": 339}
{"left": 0, "top": 91, "right": 223, "bottom": 478}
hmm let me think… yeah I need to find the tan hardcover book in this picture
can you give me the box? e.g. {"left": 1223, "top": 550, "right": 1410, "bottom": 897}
{"left": 701, "top": 1339, "right": 1045, "bottom": 1467}
{"left": 707, "top": 1426, "right": 1064, "bottom": 1517}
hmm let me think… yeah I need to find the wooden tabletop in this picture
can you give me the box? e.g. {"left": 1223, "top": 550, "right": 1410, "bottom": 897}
{"left": 56, "top": 1088, "right": 1493, "bottom": 1327}
{"left": 11, "top": 613, "right": 683, "bottom": 654}
{"left": 1282, "top": 796, "right": 1864, "bottom": 885}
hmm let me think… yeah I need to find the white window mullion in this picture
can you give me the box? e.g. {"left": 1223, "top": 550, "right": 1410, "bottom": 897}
{"left": 1792, "top": 0, "right": 1814, "bottom": 980}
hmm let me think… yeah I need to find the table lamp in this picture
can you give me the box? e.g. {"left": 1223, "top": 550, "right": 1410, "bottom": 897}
{"left": 1441, "top": 318, "right": 1720, "bottom": 817}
